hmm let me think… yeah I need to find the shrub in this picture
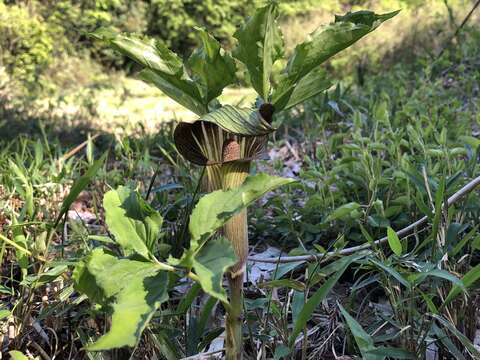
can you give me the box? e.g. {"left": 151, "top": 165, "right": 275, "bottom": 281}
{"left": 0, "top": 2, "right": 54, "bottom": 87}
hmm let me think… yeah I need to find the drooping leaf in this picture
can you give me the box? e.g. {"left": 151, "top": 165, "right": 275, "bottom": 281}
{"left": 387, "top": 227, "right": 402, "bottom": 256}
{"left": 73, "top": 248, "right": 168, "bottom": 350}
{"left": 92, "top": 29, "right": 206, "bottom": 115}
{"left": 187, "top": 27, "right": 236, "bottom": 103}
{"left": 408, "top": 268, "right": 463, "bottom": 288}
{"left": 233, "top": 2, "right": 283, "bottom": 100}
{"left": 192, "top": 236, "right": 236, "bottom": 303}
{"left": 139, "top": 69, "right": 207, "bottom": 115}
{"left": 103, "top": 186, "right": 163, "bottom": 259}
{"left": 91, "top": 28, "right": 182, "bottom": 74}
{"left": 272, "top": 10, "right": 399, "bottom": 110}
{"left": 368, "top": 257, "right": 410, "bottom": 288}
{"left": 189, "top": 173, "right": 294, "bottom": 243}
{"left": 338, "top": 303, "right": 383, "bottom": 360}
{"left": 57, "top": 152, "right": 107, "bottom": 227}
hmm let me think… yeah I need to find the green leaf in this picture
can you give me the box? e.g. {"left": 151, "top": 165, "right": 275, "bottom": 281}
{"left": 189, "top": 173, "right": 294, "bottom": 243}
{"left": 432, "top": 324, "right": 466, "bottom": 360}
{"left": 432, "top": 314, "right": 480, "bottom": 358}
{"left": 57, "top": 153, "right": 106, "bottom": 227}
{"left": 192, "top": 236, "right": 236, "bottom": 303}
{"left": 338, "top": 303, "right": 383, "bottom": 360}
{"left": 272, "top": 10, "right": 398, "bottom": 110}
{"left": 326, "top": 202, "right": 361, "bottom": 222}
{"left": 0, "top": 308, "right": 10, "bottom": 320}
{"left": 103, "top": 186, "right": 163, "bottom": 259}
{"left": 9, "top": 351, "right": 28, "bottom": 360}
{"left": 259, "top": 279, "right": 305, "bottom": 291}
{"left": 444, "top": 263, "right": 480, "bottom": 306}
{"left": 187, "top": 27, "right": 236, "bottom": 103}
{"left": 73, "top": 248, "right": 168, "bottom": 350}
{"left": 387, "top": 227, "right": 402, "bottom": 256}
{"left": 139, "top": 69, "right": 206, "bottom": 116}
{"left": 92, "top": 29, "right": 206, "bottom": 115}
{"left": 408, "top": 268, "right": 463, "bottom": 288}
{"left": 368, "top": 258, "right": 410, "bottom": 288}
{"left": 367, "top": 347, "right": 416, "bottom": 359}
{"left": 288, "top": 254, "right": 361, "bottom": 346}
{"left": 21, "top": 265, "right": 68, "bottom": 288}
{"left": 233, "top": 2, "right": 283, "bottom": 100}
{"left": 9, "top": 161, "right": 34, "bottom": 217}
{"left": 278, "top": 67, "right": 332, "bottom": 110}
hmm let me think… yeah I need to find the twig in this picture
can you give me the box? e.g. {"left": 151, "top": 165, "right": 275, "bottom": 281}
{"left": 437, "top": 0, "right": 480, "bottom": 58}
{"left": 180, "top": 348, "right": 225, "bottom": 360}
{"left": 59, "top": 134, "right": 100, "bottom": 162}
{"left": 248, "top": 175, "right": 480, "bottom": 264}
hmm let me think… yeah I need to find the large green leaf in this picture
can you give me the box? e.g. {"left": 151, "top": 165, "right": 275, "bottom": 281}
{"left": 233, "top": 3, "right": 283, "bottom": 100}
{"left": 192, "top": 236, "right": 236, "bottom": 303}
{"left": 189, "top": 173, "right": 294, "bottom": 243}
{"left": 338, "top": 303, "right": 383, "bottom": 360}
{"left": 103, "top": 186, "right": 163, "bottom": 259}
{"left": 187, "top": 27, "right": 236, "bottom": 103}
{"left": 92, "top": 29, "right": 206, "bottom": 115}
{"left": 73, "top": 248, "right": 168, "bottom": 350}
{"left": 272, "top": 10, "right": 398, "bottom": 110}
{"left": 139, "top": 69, "right": 207, "bottom": 115}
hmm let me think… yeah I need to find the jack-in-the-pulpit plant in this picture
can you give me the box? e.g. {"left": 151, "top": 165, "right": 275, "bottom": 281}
{"left": 77, "top": 2, "right": 397, "bottom": 358}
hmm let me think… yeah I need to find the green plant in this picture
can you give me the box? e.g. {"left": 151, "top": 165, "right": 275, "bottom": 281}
{"left": 92, "top": 2, "right": 397, "bottom": 357}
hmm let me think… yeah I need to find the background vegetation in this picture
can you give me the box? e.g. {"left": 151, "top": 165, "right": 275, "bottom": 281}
{"left": 1, "top": 0, "right": 480, "bottom": 359}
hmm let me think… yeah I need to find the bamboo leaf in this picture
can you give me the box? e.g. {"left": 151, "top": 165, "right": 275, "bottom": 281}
{"left": 288, "top": 254, "right": 361, "bottom": 346}
{"left": 444, "top": 263, "right": 480, "bottom": 306}
{"left": 338, "top": 303, "right": 383, "bottom": 360}
{"left": 57, "top": 153, "right": 107, "bottom": 227}
{"left": 387, "top": 226, "right": 402, "bottom": 256}
{"left": 432, "top": 314, "right": 480, "bottom": 358}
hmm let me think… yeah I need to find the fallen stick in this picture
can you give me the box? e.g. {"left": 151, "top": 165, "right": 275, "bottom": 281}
{"left": 248, "top": 175, "right": 480, "bottom": 264}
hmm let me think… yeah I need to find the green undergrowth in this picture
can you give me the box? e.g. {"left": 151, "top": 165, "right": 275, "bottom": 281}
{"left": 1, "top": 13, "right": 480, "bottom": 360}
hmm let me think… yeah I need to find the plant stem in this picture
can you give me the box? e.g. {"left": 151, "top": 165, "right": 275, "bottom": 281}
{"left": 226, "top": 273, "right": 244, "bottom": 359}
{"left": 221, "top": 161, "right": 249, "bottom": 359}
